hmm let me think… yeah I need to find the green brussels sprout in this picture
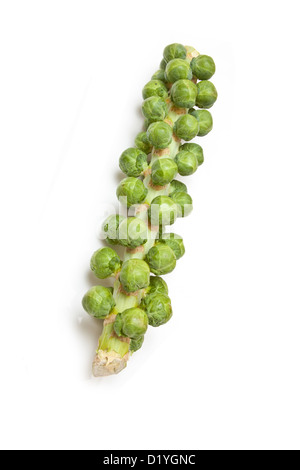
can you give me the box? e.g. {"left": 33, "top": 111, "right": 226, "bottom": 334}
{"left": 116, "top": 177, "right": 148, "bottom": 207}
{"left": 173, "top": 114, "right": 199, "bottom": 141}
{"left": 171, "top": 79, "right": 197, "bottom": 108}
{"left": 142, "top": 96, "right": 168, "bottom": 123}
{"left": 147, "top": 275, "right": 169, "bottom": 295}
{"left": 90, "top": 247, "right": 121, "bottom": 279}
{"left": 151, "top": 157, "right": 178, "bottom": 186}
{"left": 165, "top": 59, "right": 192, "bottom": 83}
{"left": 130, "top": 335, "right": 144, "bottom": 352}
{"left": 160, "top": 58, "right": 167, "bottom": 70}
{"left": 169, "top": 179, "right": 188, "bottom": 196}
{"left": 142, "top": 80, "right": 168, "bottom": 99}
{"left": 118, "top": 217, "right": 148, "bottom": 248}
{"left": 171, "top": 191, "right": 193, "bottom": 217}
{"left": 196, "top": 80, "right": 218, "bottom": 109}
{"left": 135, "top": 132, "right": 152, "bottom": 155}
{"left": 163, "top": 43, "right": 187, "bottom": 62}
{"left": 142, "top": 293, "right": 172, "bottom": 327}
{"left": 160, "top": 233, "right": 185, "bottom": 260}
{"left": 191, "top": 54, "right": 216, "bottom": 80}
{"left": 179, "top": 142, "right": 204, "bottom": 166}
{"left": 175, "top": 150, "right": 198, "bottom": 176}
{"left": 189, "top": 109, "right": 213, "bottom": 136}
{"left": 148, "top": 195, "right": 177, "bottom": 226}
{"left": 120, "top": 259, "right": 150, "bottom": 293}
{"left": 147, "top": 121, "right": 173, "bottom": 149}
{"left": 119, "top": 147, "right": 148, "bottom": 177}
{"left": 146, "top": 243, "right": 176, "bottom": 275}
{"left": 102, "top": 214, "right": 125, "bottom": 245}
{"left": 152, "top": 69, "right": 167, "bottom": 82}
{"left": 114, "top": 307, "right": 148, "bottom": 339}
{"left": 82, "top": 286, "right": 115, "bottom": 319}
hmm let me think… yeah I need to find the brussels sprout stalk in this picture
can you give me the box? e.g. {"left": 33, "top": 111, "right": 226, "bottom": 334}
{"left": 93, "top": 107, "right": 186, "bottom": 375}
{"left": 82, "top": 44, "right": 218, "bottom": 376}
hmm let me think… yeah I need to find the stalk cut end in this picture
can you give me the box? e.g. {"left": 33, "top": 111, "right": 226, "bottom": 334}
{"left": 92, "top": 350, "right": 129, "bottom": 377}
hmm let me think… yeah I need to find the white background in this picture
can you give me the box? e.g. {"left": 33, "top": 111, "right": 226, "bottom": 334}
{"left": 0, "top": 0, "right": 300, "bottom": 451}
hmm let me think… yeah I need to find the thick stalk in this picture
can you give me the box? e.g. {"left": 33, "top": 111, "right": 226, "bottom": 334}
{"left": 93, "top": 47, "right": 199, "bottom": 377}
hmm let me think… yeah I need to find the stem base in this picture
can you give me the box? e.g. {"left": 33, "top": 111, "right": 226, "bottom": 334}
{"left": 92, "top": 350, "right": 129, "bottom": 377}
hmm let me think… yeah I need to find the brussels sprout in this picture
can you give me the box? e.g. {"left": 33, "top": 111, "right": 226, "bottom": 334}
{"left": 114, "top": 307, "right": 148, "bottom": 339}
{"left": 189, "top": 109, "right": 213, "bottom": 136}
{"left": 175, "top": 150, "right": 198, "bottom": 176}
{"left": 90, "top": 247, "right": 121, "bottom": 279}
{"left": 147, "top": 121, "right": 173, "bottom": 149}
{"left": 179, "top": 142, "right": 204, "bottom": 166}
{"left": 116, "top": 177, "right": 148, "bottom": 207}
{"left": 160, "top": 58, "right": 167, "bottom": 70}
{"left": 191, "top": 54, "right": 216, "bottom": 80}
{"left": 82, "top": 286, "right": 115, "bottom": 319}
{"left": 130, "top": 335, "right": 144, "bottom": 352}
{"left": 165, "top": 59, "right": 192, "bottom": 83}
{"left": 147, "top": 275, "right": 169, "bottom": 295}
{"left": 151, "top": 157, "right": 178, "bottom": 186}
{"left": 196, "top": 80, "right": 218, "bottom": 109}
{"left": 148, "top": 195, "right": 177, "bottom": 226}
{"left": 120, "top": 259, "right": 150, "bottom": 293}
{"left": 119, "top": 147, "right": 148, "bottom": 177}
{"left": 142, "top": 96, "right": 168, "bottom": 123}
{"left": 118, "top": 217, "right": 148, "bottom": 248}
{"left": 169, "top": 179, "right": 187, "bottom": 196}
{"left": 135, "top": 132, "right": 152, "bottom": 155}
{"left": 146, "top": 243, "right": 176, "bottom": 275}
{"left": 171, "top": 79, "right": 197, "bottom": 108}
{"left": 102, "top": 214, "right": 125, "bottom": 245}
{"left": 142, "top": 80, "right": 168, "bottom": 99}
{"left": 173, "top": 114, "right": 199, "bottom": 141}
{"left": 160, "top": 233, "right": 185, "bottom": 260}
{"left": 163, "top": 43, "right": 187, "bottom": 62}
{"left": 142, "top": 293, "right": 172, "bottom": 327}
{"left": 171, "top": 191, "right": 193, "bottom": 217}
{"left": 152, "top": 69, "right": 167, "bottom": 82}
